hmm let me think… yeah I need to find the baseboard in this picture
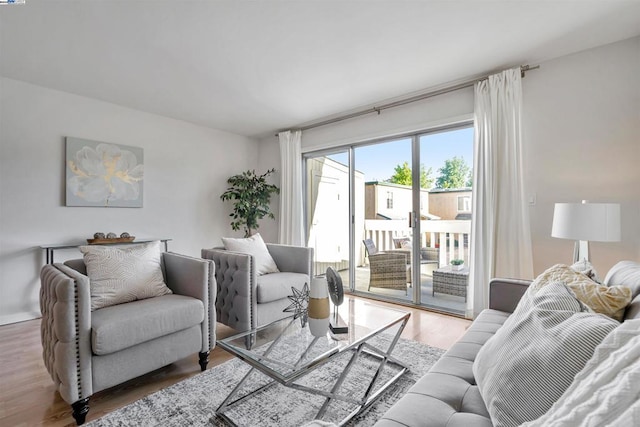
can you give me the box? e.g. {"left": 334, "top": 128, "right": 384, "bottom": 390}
{"left": 0, "top": 311, "right": 41, "bottom": 326}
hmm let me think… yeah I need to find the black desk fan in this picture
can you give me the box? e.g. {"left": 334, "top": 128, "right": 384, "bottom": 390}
{"left": 326, "top": 267, "right": 348, "bottom": 334}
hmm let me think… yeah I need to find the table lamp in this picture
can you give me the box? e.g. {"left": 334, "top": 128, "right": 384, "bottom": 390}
{"left": 551, "top": 200, "right": 620, "bottom": 262}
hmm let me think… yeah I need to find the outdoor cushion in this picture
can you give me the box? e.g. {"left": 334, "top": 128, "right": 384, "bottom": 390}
{"left": 256, "top": 272, "right": 309, "bottom": 304}
{"left": 91, "top": 294, "right": 204, "bottom": 355}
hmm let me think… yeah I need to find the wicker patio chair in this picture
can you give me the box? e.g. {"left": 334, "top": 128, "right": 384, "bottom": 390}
{"left": 363, "top": 239, "right": 410, "bottom": 294}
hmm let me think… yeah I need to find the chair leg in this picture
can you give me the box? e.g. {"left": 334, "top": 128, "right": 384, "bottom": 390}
{"left": 198, "top": 351, "right": 209, "bottom": 371}
{"left": 71, "top": 397, "right": 90, "bottom": 425}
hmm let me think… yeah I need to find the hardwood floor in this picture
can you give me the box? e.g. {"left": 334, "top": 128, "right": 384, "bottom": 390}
{"left": 0, "top": 296, "right": 470, "bottom": 426}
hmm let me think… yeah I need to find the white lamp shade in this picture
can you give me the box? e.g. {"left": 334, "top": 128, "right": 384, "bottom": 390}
{"left": 551, "top": 202, "right": 621, "bottom": 242}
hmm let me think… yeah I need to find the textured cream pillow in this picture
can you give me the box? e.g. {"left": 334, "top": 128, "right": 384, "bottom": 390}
{"left": 570, "top": 259, "right": 600, "bottom": 282}
{"left": 80, "top": 240, "right": 172, "bottom": 311}
{"left": 531, "top": 264, "right": 631, "bottom": 320}
{"left": 221, "top": 233, "right": 279, "bottom": 275}
{"left": 569, "top": 282, "right": 631, "bottom": 321}
{"left": 529, "top": 264, "right": 596, "bottom": 294}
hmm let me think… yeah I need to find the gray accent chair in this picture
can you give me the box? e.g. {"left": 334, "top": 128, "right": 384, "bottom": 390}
{"left": 40, "top": 252, "right": 216, "bottom": 425}
{"left": 202, "top": 243, "right": 313, "bottom": 332}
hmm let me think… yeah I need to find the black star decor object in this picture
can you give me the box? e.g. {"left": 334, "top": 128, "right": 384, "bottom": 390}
{"left": 283, "top": 282, "right": 310, "bottom": 327}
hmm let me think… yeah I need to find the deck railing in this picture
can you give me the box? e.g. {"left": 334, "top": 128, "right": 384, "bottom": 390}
{"left": 363, "top": 219, "right": 471, "bottom": 266}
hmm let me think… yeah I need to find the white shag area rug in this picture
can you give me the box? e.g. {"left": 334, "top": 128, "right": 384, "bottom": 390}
{"left": 87, "top": 337, "right": 444, "bottom": 427}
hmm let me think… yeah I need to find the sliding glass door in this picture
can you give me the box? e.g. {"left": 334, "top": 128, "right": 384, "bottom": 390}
{"left": 417, "top": 127, "right": 473, "bottom": 314}
{"left": 305, "top": 151, "right": 353, "bottom": 288}
{"left": 353, "top": 138, "right": 413, "bottom": 301}
{"left": 304, "top": 124, "right": 473, "bottom": 316}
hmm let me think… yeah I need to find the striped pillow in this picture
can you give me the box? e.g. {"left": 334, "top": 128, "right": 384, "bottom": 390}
{"left": 521, "top": 319, "right": 640, "bottom": 426}
{"left": 473, "top": 281, "right": 618, "bottom": 427}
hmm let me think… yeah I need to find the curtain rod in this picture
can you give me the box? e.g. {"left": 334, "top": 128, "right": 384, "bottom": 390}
{"left": 276, "top": 64, "right": 539, "bottom": 136}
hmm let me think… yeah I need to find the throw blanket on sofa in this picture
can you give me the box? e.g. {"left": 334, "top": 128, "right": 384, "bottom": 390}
{"left": 521, "top": 318, "right": 640, "bottom": 426}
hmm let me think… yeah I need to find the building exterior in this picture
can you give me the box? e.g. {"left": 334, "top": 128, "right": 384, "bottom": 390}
{"left": 428, "top": 188, "right": 472, "bottom": 220}
{"left": 364, "top": 181, "right": 432, "bottom": 220}
{"left": 306, "top": 157, "right": 365, "bottom": 275}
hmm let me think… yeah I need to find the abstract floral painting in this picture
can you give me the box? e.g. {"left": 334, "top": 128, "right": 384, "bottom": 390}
{"left": 65, "top": 137, "right": 144, "bottom": 207}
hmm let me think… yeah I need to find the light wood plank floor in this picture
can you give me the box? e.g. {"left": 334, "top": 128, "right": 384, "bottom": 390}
{"left": 0, "top": 295, "right": 470, "bottom": 427}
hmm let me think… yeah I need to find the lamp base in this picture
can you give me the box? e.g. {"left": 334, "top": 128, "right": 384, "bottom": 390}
{"left": 573, "top": 240, "right": 590, "bottom": 263}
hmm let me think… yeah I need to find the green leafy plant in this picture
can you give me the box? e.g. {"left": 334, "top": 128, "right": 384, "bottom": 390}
{"left": 388, "top": 161, "right": 434, "bottom": 189}
{"left": 435, "top": 156, "right": 471, "bottom": 189}
{"left": 220, "top": 168, "right": 280, "bottom": 237}
{"left": 450, "top": 259, "right": 464, "bottom": 266}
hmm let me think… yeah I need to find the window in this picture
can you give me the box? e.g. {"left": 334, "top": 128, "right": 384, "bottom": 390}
{"left": 457, "top": 195, "right": 471, "bottom": 212}
{"left": 386, "top": 191, "right": 394, "bottom": 209}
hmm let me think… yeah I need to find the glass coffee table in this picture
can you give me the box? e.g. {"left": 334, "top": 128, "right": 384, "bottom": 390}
{"left": 216, "top": 299, "right": 411, "bottom": 426}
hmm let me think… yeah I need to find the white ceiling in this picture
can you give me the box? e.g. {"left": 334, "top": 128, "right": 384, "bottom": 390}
{"left": 1, "top": 1, "right": 639, "bottom": 139}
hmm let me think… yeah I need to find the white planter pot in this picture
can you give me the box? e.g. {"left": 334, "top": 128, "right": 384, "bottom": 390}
{"left": 451, "top": 264, "right": 464, "bottom": 271}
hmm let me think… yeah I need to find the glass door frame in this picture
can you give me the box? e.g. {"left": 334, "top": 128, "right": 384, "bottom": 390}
{"left": 302, "top": 120, "right": 473, "bottom": 310}
{"left": 303, "top": 147, "right": 356, "bottom": 289}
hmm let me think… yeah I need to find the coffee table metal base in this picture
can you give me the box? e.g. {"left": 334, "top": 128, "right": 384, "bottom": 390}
{"left": 216, "top": 324, "right": 409, "bottom": 426}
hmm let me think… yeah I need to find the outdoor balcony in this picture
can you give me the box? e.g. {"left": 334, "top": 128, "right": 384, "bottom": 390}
{"left": 313, "top": 219, "right": 471, "bottom": 316}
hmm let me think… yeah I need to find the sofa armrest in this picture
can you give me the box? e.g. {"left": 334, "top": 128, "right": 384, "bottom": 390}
{"left": 266, "top": 243, "right": 313, "bottom": 275}
{"left": 163, "top": 252, "right": 217, "bottom": 351}
{"left": 489, "top": 278, "right": 531, "bottom": 313}
{"left": 201, "top": 248, "right": 255, "bottom": 331}
{"left": 40, "top": 264, "right": 93, "bottom": 405}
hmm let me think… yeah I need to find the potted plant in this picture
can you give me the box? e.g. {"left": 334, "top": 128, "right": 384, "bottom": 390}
{"left": 220, "top": 168, "right": 280, "bottom": 237}
{"left": 450, "top": 259, "right": 465, "bottom": 271}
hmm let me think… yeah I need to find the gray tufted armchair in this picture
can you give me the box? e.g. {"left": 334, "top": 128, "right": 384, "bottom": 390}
{"left": 40, "top": 252, "right": 216, "bottom": 425}
{"left": 202, "top": 243, "right": 313, "bottom": 332}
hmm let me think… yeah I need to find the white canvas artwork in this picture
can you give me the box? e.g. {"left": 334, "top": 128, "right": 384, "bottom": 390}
{"left": 65, "top": 137, "right": 144, "bottom": 207}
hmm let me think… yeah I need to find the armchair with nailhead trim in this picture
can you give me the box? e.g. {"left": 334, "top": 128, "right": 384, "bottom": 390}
{"left": 39, "top": 252, "right": 216, "bottom": 425}
{"left": 202, "top": 243, "right": 313, "bottom": 332}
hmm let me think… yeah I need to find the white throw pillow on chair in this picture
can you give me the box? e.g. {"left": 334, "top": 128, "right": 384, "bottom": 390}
{"left": 222, "top": 233, "right": 280, "bottom": 275}
{"left": 80, "top": 240, "right": 172, "bottom": 311}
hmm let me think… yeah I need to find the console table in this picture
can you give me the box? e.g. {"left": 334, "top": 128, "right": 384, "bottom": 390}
{"left": 432, "top": 265, "right": 469, "bottom": 301}
{"left": 40, "top": 238, "right": 171, "bottom": 264}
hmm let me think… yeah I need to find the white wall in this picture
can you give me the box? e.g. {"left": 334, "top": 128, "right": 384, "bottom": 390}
{"left": 256, "top": 137, "right": 281, "bottom": 244}
{"left": 0, "top": 77, "right": 260, "bottom": 325}
{"left": 523, "top": 36, "right": 640, "bottom": 276}
{"left": 260, "top": 36, "right": 640, "bottom": 281}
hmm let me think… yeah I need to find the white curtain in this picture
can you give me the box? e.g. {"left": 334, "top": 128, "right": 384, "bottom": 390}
{"left": 278, "top": 130, "right": 304, "bottom": 246}
{"left": 469, "top": 68, "right": 534, "bottom": 318}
